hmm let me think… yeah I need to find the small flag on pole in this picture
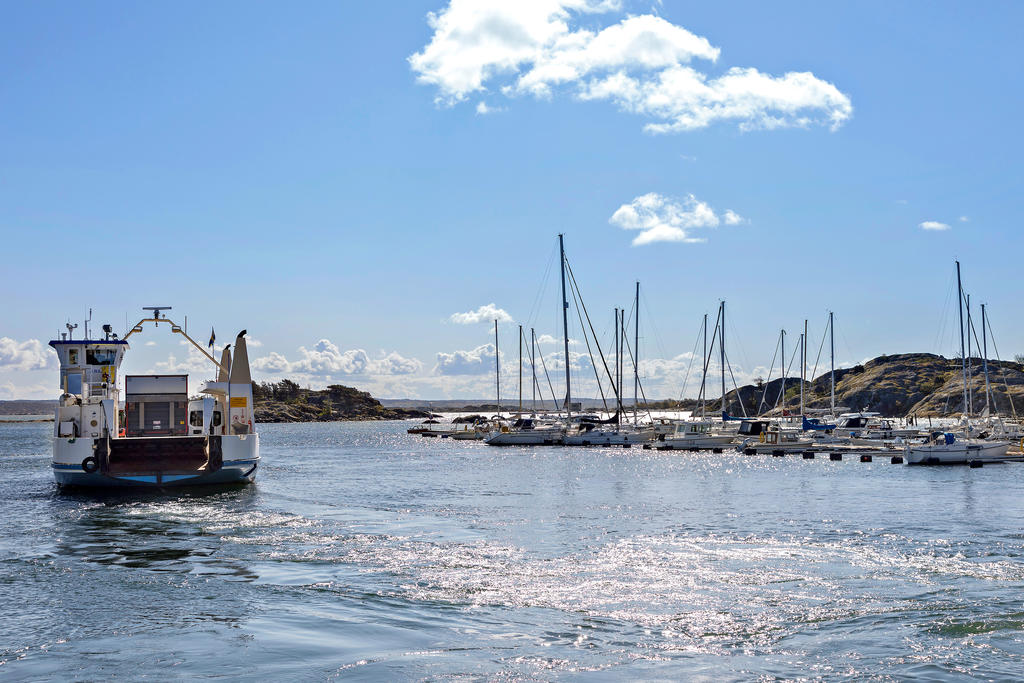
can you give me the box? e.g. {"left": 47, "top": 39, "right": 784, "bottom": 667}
{"left": 208, "top": 328, "right": 216, "bottom": 349}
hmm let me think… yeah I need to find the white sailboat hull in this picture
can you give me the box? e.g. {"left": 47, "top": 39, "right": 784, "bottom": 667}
{"left": 659, "top": 434, "right": 735, "bottom": 450}
{"left": 485, "top": 430, "right": 564, "bottom": 446}
{"left": 563, "top": 429, "right": 656, "bottom": 446}
{"left": 905, "top": 440, "right": 1010, "bottom": 465}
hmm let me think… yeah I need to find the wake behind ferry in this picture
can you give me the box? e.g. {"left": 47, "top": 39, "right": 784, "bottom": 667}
{"left": 49, "top": 307, "right": 259, "bottom": 487}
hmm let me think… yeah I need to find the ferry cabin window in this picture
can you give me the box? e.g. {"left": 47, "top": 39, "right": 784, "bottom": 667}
{"left": 68, "top": 348, "right": 79, "bottom": 365}
{"left": 212, "top": 411, "right": 222, "bottom": 427}
{"left": 86, "top": 349, "right": 118, "bottom": 365}
{"left": 189, "top": 411, "right": 203, "bottom": 427}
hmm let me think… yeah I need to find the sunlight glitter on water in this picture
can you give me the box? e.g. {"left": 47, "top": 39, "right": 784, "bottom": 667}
{"left": 5, "top": 420, "right": 1024, "bottom": 679}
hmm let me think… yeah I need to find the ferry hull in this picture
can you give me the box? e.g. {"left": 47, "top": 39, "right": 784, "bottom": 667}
{"left": 52, "top": 434, "right": 259, "bottom": 488}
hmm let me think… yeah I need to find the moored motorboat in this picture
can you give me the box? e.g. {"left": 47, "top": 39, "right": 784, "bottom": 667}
{"left": 657, "top": 420, "right": 735, "bottom": 450}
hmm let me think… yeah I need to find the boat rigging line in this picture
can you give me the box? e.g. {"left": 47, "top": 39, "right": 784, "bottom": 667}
{"left": 566, "top": 267, "right": 610, "bottom": 412}
{"left": 532, "top": 332, "right": 561, "bottom": 411}
{"left": 675, "top": 315, "right": 705, "bottom": 412}
{"left": 983, "top": 310, "right": 1018, "bottom": 419}
{"left": 564, "top": 258, "right": 619, "bottom": 409}
{"left": 757, "top": 330, "right": 783, "bottom": 416}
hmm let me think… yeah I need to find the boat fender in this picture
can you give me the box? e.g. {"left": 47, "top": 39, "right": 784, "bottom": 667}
{"left": 81, "top": 455, "right": 99, "bottom": 474}
{"left": 759, "top": 432, "right": 766, "bottom": 443}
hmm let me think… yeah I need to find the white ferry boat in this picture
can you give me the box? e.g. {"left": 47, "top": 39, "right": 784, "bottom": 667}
{"left": 48, "top": 307, "right": 259, "bottom": 487}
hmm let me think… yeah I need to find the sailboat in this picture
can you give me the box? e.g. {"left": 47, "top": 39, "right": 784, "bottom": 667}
{"left": 905, "top": 262, "right": 1010, "bottom": 464}
{"left": 563, "top": 289, "right": 654, "bottom": 445}
{"left": 486, "top": 237, "right": 570, "bottom": 446}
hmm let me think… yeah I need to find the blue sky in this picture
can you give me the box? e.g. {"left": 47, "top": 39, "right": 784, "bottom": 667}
{"left": 2, "top": 1, "right": 1022, "bottom": 401}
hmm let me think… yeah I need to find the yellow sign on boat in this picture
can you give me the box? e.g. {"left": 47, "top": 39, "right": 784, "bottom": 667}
{"left": 230, "top": 397, "right": 248, "bottom": 407}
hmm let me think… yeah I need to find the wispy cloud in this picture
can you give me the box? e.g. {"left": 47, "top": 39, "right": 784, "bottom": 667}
{"left": 0, "top": 379, "right": 52, "bottom": 400}
{"left": 536, "top": 333, "right": 579, "bottom": 345}
{"left": 475, "top": 101, "right": 502, "bottom": 115}
{"left": 722, "top": 209, "right": 744, "bottom": 226}
{"left": 610, "top": 192, "right": 743, "bottom": 245}
{"left": 959, "top": 215, "right": 970, "bottom": 223}
{"left": 919, "top": 220, "right": 951, "bottom": 231}
{"left": 449, "top": 303, "right": 513, "bottom": 324}
{"left": 410, "top": 1, "right": 852, "bottom": 133}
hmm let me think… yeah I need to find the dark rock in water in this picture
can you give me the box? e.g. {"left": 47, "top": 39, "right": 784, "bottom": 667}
{"left": 253, "top": 381, "right": 431, "bottom": 423}
{"left": 453, "top": 414, "right": 486, "bottom": 424}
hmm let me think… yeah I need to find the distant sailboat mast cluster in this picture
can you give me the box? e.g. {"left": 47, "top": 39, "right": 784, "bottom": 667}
{"left": 424, "top": 237, "right": 1020, "bottom": 465}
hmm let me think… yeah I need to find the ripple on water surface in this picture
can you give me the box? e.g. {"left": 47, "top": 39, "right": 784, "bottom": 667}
{"left": 2, "top": 420, "right": 1024, "bottom": 679}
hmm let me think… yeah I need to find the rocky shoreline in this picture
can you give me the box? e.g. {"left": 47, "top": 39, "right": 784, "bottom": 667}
{"left": 253, "top": 380, "right": 431, "bottom": 423}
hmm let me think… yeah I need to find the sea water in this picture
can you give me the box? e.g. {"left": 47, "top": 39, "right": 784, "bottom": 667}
{"left": 2, "top": 419, "right": 1023, "bottom": 680}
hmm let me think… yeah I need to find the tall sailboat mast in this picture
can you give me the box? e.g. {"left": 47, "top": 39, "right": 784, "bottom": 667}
{"left": 800, "top": 319, "right": 807, "bottom": 416}
{"left": 621, "top": 309, "right": 626, "bottom": 422}
{"left": 518, "top": 324, "right": 523, "bottom": 416}
{"left": 966, "top": 294, "right": 973, "bottom": 415}
{"left": 956, "top": 261, "right": 969, "bottom": 416}
{"left": 494, "top": 319, "right": 501, "bottom": 415}
{"left": 829, "top": 311, "right": 835, "bottom": 415}
{"left": 719, "top": 301, "right": 726, "bottom": 415}
{"left": 559, "top": 234, "right": 571, "bottom": 417}
{"left": 701, "top": 313, "right": 707, "bottom": 419}
{"left": 634, "top": 281, "right": 639, "bottom": 425}
{"left": 614, "top": 307, "right": 621, "bottom": 423}
{"left": 982, "top": 303, "right": 992, "bottom": 415}
{"left": 531, "top": 328, "right": 537, "bottom": 414}
{"left": 780, "top": 329, "right": 786, "bottom": 413}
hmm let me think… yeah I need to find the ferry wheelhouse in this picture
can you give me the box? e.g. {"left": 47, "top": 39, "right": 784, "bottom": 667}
{"left": 49, "top": 307, "right": 259, "bottom": 487}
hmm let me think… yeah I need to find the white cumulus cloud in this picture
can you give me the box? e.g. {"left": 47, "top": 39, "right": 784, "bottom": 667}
{"left": 251, "top": 340, "right": 422, "bottom": 377}
{"left": 435, "top": 343, "right": 498, "bottom": 375}
{"left": 410, "top": 1, "right": 851, "bottom": 133}
{"left": 919, "top": 220, "right": 951, "bottom": 231}
{"left": 150, "top": 347, "right": 220, "bottom": 379}
{"left": 449, "top": 303, "right": 513, "bottom": 324}
{"left": 610, "top": 192, "right": 742, "bottom": 245}
{"left": 0, "top": 338, "right": 56, "bottom": 371}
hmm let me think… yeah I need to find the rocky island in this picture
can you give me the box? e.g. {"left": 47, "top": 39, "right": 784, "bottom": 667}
{"left": 253, "top": 380, "right": 431, "bottom": 422}
{"left": 708, "top": 353, "right": 1024, "bottom": 418}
